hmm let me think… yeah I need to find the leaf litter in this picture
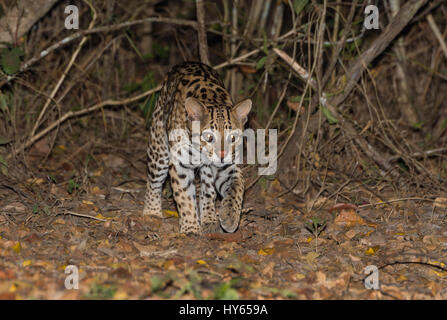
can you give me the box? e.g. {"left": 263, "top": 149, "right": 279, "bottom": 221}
{"left": 0, "top": 148, "right": 446, "bottom": 300}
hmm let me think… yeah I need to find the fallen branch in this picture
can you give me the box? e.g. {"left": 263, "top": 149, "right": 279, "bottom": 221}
{"left": 204, "top": 230, "right": 244, "bottom": 242}
{"left": 61, "top": 211, "right": 107, "bottom": 222}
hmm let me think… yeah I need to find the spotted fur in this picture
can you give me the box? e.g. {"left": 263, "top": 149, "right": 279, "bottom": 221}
{"left": 143, "top": 62, "right": 251, "bottom": 234}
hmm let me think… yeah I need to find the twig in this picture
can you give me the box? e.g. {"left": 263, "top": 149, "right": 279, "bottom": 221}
{"left": 9, "top": 86, "right": 161, "bottom": 158}
{"left": 62, "top": 211, "right": 107, "bottom": 222}
{"left": 388, "top": 147, "right": 447, "bottom": 162}
{"left": 331, "top": 0, "right": 429, "bottom": 108}
{"left": 390, "top": 0, "right": 418, "bottom": 124}
{"left": 273, "top": 48, "right": 317, "bottom": 89}
{"left": 0, "top": 16, "right": 199, "bottom": 87}
{"left": 426, "top": 14, "right": 447, "bottom": 60}
{"left": 196, "top": 0, "right": 210, "bottom": 65}
{"left": 30, "top": 0, "right": 97, "bottom": 138}
{"left": 358, "top": 197, "right": 435, "bottom": 209}
{"left": 214, "top": 48, "right": 261, "bottom": 69}
{"left": 9, "top": 28, "right": 299, "bottom": 157}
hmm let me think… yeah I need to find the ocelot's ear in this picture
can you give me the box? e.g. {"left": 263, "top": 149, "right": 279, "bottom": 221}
{"left": 233, "top": 99, "right": 252, "bottom": 125}
{"left": 185, "top": 97, "right": 206, "bottom": 121}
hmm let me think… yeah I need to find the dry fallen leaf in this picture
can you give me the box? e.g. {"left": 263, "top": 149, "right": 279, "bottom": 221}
{"left": 305, "top": 251, "right": 319, "bottom": 265}
{"left": 334, "top": 209, "right": 366, "bottom": 227}
{"left": 434, "top": 197, "right": 447, "bottom": 208}
{"left": 163, "top": 210, "right": 179, "bottom": 218}
{"left": 364, "top": 245, "right": 380, "bottom": 256}
{"left": 133, "top": 241, "right": 177, "bottom": 258}
{"left": 258, "top": 247, "right": 275, "bottom": 256}
{"left": 261, "top": 262, "right": 275, "bottom": 279}
{"left": 239, "top": 65, "right": 257, "bottom": 74}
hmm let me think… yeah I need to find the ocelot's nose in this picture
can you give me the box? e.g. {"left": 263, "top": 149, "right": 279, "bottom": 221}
{"left": 219, "top": 150, "right": 225, "bottom": 159}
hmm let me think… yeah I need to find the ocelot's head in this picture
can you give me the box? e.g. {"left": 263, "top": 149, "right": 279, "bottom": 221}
{"left": 185, "top": 97, "right": 252, "bottom": 166}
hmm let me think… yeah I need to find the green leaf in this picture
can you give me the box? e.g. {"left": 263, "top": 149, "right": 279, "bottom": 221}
{"left": 411, "top": 122, "right": 423, "bottom": 129}
{"left": 263, "top": 31, "right": 269, "bottom": 54}
{"left": 152, "top": 42, "right": 169, "bottom": 59}
{"left": 293, "top": 0, "right": 309, "bottom": 16}
{"left": 67, "top": 179, "right": 80, "bottom": 194}
{"left": 289, "top": 95, "right": 302, "bottom": 102}
{"left": 213, "top": 282, "right": 239, "bottom": 300}
{"left": 85, "top": 283, "right": 117, "bottom": 300}
{"left": 0, "top": 93, "right": 7, "bottom": 111}
{"left": 256, "top": 56, "right": 267, "bottom": 70}
{"left": 321, "top": 106, "right": 338, "bottom": 124}
{"left": 0, "top": 137, "right": 11, "bottom": 145}
{"left": 0, "top": 47, "right": 24, "bottom": 75}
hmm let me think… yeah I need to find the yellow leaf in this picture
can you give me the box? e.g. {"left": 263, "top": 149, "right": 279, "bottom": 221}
{"left": 258, "top": 247, "right": 275, "bottom": 256}
{"left": 431, "top": 270, "right": 447, "bottom": 278}
{"left": 22, "top": 260, "right": 32, "bottom": 267}
{"left": 306, "top": 237, "right": 313, "bottom": 243}
{"left": 163, "top": 260, "right": 174, "bottom": 270}
{"left": 365, "top": 230, "right": 375, "bottom": 237}
{"left": 9, "top": 284, "right": 17, "bottom": 292}
{"left": 196, "top": 259, "right": 209, "bottom": 267}
{"left": 95, "top": 213, "right": 108, "bottom": 220}
{"left": 91, "top": 186, "right": 103, "bottom": 195}
{"left": 395, "top": 232, "right": 405, "bottom": 236}
{"left": 429, "top": 260, "right": 446, "bottom": 268}
{"left": 365, "top": 246, "right": 380, "bottom": 256}
{"left": 58, "top": 144, "right": 66, "bottom": 151}
{"left": 164, "top": 210, "right": 179, "bottom": 218}
{"left": 92, "top": 167, "right": 104, "bottom": 177}
{"left": 113, "top": 290, "right": 128, "bottom": 299}
{"left": 397, "top": 274, "right": 408, "bottom": 282}
{"left": 434, "top": 197, "right": 447, "bottom": 208}
{"left": 27, "top": 178, "right": 45, "bottom": 185}
{"left": 293, "top": 273, "right": 306, "bottom": 281}
{"left": 82, "top": 200, "right": 94, "bottom": 205}
{"left": 12, "top": 242, "right": 21, "bottom": 254}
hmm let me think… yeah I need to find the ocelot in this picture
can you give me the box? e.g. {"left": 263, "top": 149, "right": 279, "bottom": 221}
{"left": 143, "top": 62, "right": 252, "bottom": 234}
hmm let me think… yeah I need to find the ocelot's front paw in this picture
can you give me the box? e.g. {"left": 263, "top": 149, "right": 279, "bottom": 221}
{"left": 143, "top": 206, "right": 163, "bottom": 217}
{"left": 217, "top": 206, "right": 240, "bottom": 233}
{"left": 179, "top": 224, "right": 201, "bottom": 235}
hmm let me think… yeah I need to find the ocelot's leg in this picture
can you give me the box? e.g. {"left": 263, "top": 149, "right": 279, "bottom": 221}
{"left": 170, "top": 164, "right": 201, "bottom": 234}
{"left": 143, "top": 111, "right": 169, "bottom": 217}
{"left": 199, "top": 165, "right": 218, "bottom": 233}
{"left": 215, "top": 165, "right": 244, "bottom": 232}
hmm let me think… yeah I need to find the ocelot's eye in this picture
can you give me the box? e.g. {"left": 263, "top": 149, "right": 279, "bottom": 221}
{"left": 202, "top": 132, "right": 215, "bottom": 143}
{"left": 227, "top": 132, "right": 240, "bottom": 144}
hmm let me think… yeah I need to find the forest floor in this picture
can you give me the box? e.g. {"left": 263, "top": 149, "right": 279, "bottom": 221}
{"left": 1, "top": 143, "right": 447, "bottom": 300}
